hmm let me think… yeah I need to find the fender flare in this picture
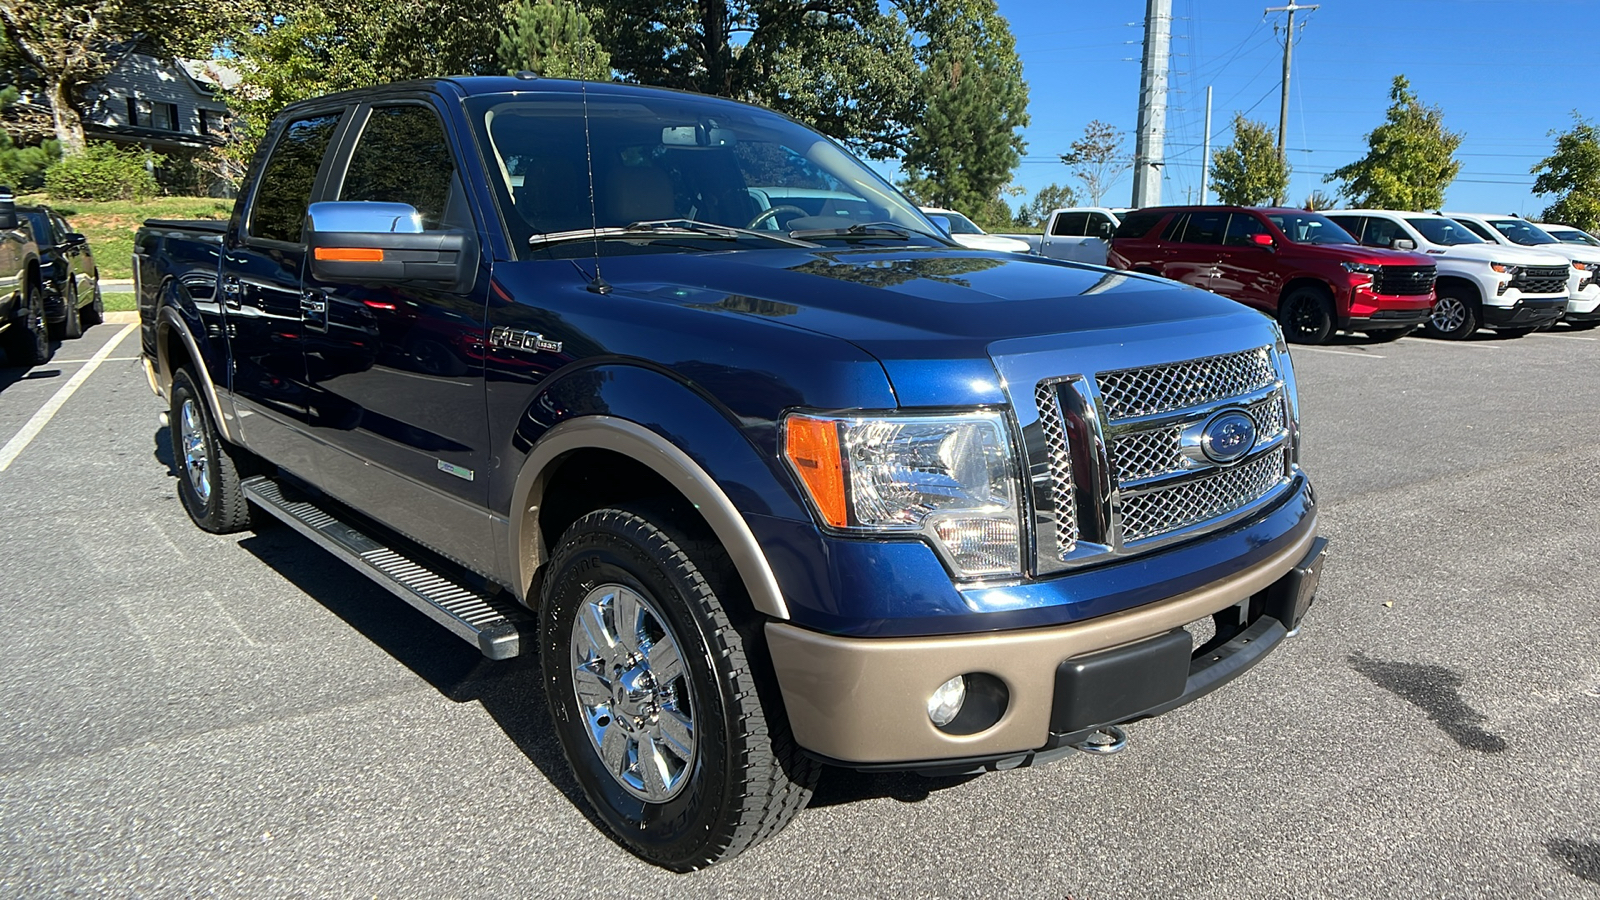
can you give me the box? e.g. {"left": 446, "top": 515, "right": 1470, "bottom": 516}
{"left": 509, "top": 415, "right": 790, "bottom": 620}
{"left": 155, "top": 301, "right": 241, "bottom": 444}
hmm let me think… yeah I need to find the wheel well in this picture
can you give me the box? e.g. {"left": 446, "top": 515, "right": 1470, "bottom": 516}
{"left": 537, "top": 448, "right": 710, "bottom": 561}
{"left": 1279, "top": 277, "right": 1333, "bottom": 305}
{"left": 1434, "top": 275, "right": 1481, "bottom": 305}
{"left": 161, "top": 319, "right": 193, "bottom": 389}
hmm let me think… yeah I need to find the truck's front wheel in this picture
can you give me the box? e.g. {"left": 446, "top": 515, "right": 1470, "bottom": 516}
{"left": 540, "top": 505, "right": 816, "bottom": 870}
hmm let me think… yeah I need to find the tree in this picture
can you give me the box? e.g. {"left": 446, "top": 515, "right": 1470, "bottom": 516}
{"left": 1015, "top": 182, "right": 1076, "bottom": 227}
{"left": 1210, "top": 114, "right": 1288, "bottom": 207}
{"left": 1325, "top": 75, "right": 1462, "bottom": 211}
{"left": 0, "top": 0, "right": 246, "bottom": 154}
{"left": 897, "top": 0, "right": 1028, "bottom": 217}
{"left": 583, "top": 1, "right": 920, "bottom": 160}
{"left": 1059, "top": 120, "right": 1129, "bottom": 206}
{"left": 1531, "top": 114, "right": 1600, "bottom": 233}
{"left": 497, "top": 0, "right": 610, "bottom": 80}
{"left": 1302, "top": 189, "right": 1337, "bottom": 211}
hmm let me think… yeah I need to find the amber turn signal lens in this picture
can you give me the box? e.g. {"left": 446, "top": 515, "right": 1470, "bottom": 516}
{"left": 314, "top": 247, "right": 384, "bottom": 262}
{"left": 784, "top": 415, "right": 848, "bottom": 527}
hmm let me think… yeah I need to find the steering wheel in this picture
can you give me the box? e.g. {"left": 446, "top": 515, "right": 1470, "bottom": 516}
{"left": 746, "top": 205, "right": 808, "bottom": 230}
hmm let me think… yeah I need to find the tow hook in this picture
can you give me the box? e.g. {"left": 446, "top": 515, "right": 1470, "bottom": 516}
{"left": 1070, "top": 725, "right": 1129, "bottom": 756}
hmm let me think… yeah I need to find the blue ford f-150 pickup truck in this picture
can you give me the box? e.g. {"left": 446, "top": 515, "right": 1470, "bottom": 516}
{"left": 135, "top": 76, "right": 1327, "bottom": 870}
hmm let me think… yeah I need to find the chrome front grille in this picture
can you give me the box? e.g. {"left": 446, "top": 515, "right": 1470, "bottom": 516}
{"left": 1029, "top": 343, "right": 1295, "bottom": 570}
{"left": 1096, "top": 347, "right": 1276, "bottom": 421}
{"left": 1035, "top": 380, "right": 1078, "bottom": 557}
{"left": 1120, "top": 448, "right": 1288, "bottom": 542}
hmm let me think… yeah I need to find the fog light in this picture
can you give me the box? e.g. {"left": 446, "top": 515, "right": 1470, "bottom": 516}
{"left": 927, "top": 675, "right": 967, "bottom": 727}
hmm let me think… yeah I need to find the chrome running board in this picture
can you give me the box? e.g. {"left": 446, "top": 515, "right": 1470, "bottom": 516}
{"left": 242, "top": 475, "right": 522, "bottom": 659}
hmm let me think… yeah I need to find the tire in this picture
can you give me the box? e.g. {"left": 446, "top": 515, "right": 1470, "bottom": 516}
{"left": 1363, "top": 327, "right": 1410, "bottom": 343}
{"left": 170, "top": 367, "right": 253, "bottom": 533}
{"left": 3, "top": 280, "right": 52, "bottom": 366}
{"left": 1423, "top": 290, "right": 1478, "bottom": 340}
{"left": 540, "top": 505, "right": 818, "bottom": 871}
{"left": 79, "top": 277, "right": 103, "bottom": 328}
{"left": 1278, "top": 286, "right": 1336, "bottom": 345}
{"left": 51, "top": 280, "right": 82, "bottom": 340}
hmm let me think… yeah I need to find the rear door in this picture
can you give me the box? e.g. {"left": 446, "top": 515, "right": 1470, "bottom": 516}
{"left": 1040, "top": 211, "right": 1088, "bottom": 260}
{"left": 1162, "top": 209, "right": 1227, "bottom": 290}
{"left": 222, "top": 109, "right": 348, "bottom": 469}
{"left": 298, "top": 98, "right": 496, "bottom": 571}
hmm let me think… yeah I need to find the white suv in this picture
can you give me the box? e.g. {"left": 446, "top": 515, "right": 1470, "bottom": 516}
{"left": 1327, "top": 210, "right": 1571, "bottom": 339}
{"left": 1444, "top": 213, "right": 1600, "bottom": 330}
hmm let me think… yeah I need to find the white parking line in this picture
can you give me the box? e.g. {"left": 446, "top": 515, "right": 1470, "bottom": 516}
{"left": 0, "top": 323, "right": 137, "bottom": 472}
{"left": 1295, "top": 347, "right": 1386, "bottom": 359}
{"left": 1413, "top": 340, "right": 1501, "bottom": 350}
{"left": 1533, "top": 333, "right": 1597, "bottom": 342}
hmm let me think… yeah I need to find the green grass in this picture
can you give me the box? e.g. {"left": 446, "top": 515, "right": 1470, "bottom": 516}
{"left": 21, "top": 195, "right": 234, "bottom": 281}
{"left": 103, "top": 292, "right": 137, "bottom": 313}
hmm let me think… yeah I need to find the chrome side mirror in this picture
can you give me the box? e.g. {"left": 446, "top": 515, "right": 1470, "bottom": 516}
{"left": 307, "top": 201, "right": 423, "bottom": 234}
{"left": 1391, "top": 238, "right": 1416, "bottom": 251}
{"left": 927, "top": 215, "right": 952, "bottom": 235}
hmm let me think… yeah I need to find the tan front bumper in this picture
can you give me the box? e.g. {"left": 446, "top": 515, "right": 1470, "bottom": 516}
{"left": 765, "top": 523, "right": 1318, "bottom": 765}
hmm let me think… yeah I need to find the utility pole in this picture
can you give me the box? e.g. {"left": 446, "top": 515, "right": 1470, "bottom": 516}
{"left": 1200, "top": 85, "right": 1213, "bottom": 205}
{"left": 1130, "top": 0, "right": 1171, "bottom": 209}
{"left": 1265, "top": 1, "right": 1316, "bottom": 205}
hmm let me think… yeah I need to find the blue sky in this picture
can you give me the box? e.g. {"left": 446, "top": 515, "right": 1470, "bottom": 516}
{"left": 910, "top": 0, "right": 1590, "bottom": 217}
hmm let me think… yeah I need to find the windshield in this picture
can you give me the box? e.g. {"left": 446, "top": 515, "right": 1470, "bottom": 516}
{"left": 937, "top": 212, "right": 984, "bottom": 235}
{"left": 467, "top": 92, "right": 940, "bottom": 257}
{"left": 1406, "top": 217, "right": 1484, "bottom": 246}
{"left": 1267, "top": 211, "right": 1356, "bottom": 245}
{"left": 1489, "top": 219, "right": 1558, "bottom": 245}
{"left": 1552, "top": 228, "right": 1600, "bottom": 247}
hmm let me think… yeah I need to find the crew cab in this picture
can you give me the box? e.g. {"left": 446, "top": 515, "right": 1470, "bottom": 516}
{"left": 1037, "top": 207, "right": 1122, "bottom": 264}
{"left": 1326, "top": 210, "right": 1570, "bottom": 339}
{"left": 135, "top": 78, "right": 1326, "bottom": 870}
{"left": 1109, "top": 206, "right": 1436, "bottom": 344}
{"left": 1444, "top": 212, "right": 1600, "bottom": 329}
{"left": 0, "top": 189, "right": 48, "bottom": 366}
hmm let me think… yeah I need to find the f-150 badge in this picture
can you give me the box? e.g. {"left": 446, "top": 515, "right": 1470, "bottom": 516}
{"left": 490, "top": 326, "right": 562, "bottom": 354}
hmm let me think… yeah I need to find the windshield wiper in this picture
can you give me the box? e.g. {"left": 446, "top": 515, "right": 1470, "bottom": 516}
{"left": 529, "top": 218, "right": 816, "bottom": 249}
{"left": 786, "top": 221, "right": 954, "bottom": 244}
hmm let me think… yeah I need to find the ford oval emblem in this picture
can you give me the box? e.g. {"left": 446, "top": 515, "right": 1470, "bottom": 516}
{"left": 1200, "top": 411, "right": 1257, "bottom": 465}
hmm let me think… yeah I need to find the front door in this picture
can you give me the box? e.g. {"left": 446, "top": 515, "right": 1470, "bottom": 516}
{"left": 1165, "top": 209, "right": 1227, "bottom": 291}
{"left": 1213, "top": 211, "right": 1279, "bottom": 313}
{"left": 222, "top": 111, "right": 345, "bottom": 470}
{"left": 299, "top": 99, "right": 495, "bottom": 571}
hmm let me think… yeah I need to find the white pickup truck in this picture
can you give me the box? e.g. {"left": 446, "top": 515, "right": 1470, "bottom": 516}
{"left": 1326, "top": 210, "right": 1572, "bottom": 339}
{"left": 1444, "top": 212, "right": 1600, "bottom": 330}
{"left": 1036, "top": 207, "right": 1122, "bottom": 264}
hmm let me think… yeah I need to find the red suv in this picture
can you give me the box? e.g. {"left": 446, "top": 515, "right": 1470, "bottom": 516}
{"left": 1107, "top": 206, "right": 1437, "bottom": 343}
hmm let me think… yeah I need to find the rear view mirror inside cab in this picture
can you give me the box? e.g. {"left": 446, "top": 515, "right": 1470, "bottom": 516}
{"left": 662, "top": 125, "right": 737, "bottom": 147}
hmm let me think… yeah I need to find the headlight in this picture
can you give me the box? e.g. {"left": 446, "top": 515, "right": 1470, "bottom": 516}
{"left": 1573, "top": 260, "right": 1599, "bottom": 271}
{"left": 1341, "top": 261, "right": 1382, "bottom": 276}
{"left": 783, "top": 411, "right": 1023, "bottom": 578}
{"left": 1490, "top": 262, "right": 1520, "bottom": 275}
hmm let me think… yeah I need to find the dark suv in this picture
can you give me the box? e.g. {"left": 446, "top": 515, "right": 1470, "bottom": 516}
{"left": 1108, "top": 206, "right": 1437, "bottom": 343}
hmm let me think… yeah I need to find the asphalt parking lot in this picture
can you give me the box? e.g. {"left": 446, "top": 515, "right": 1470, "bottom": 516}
{"left": 1, "top": 318, "right": 1597, "bottom": 898}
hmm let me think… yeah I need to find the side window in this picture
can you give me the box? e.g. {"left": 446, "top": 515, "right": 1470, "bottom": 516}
{"left": 248, "top": 113, "right": 342, "bottom": 243}
{"left": 340, "top": 105, "right": 461, "bottom": 230}
{"left": 1362, "top": 217, "right": 1403, "bottom": 248}
{"left": 1051, "top": 212, "right": 1088, "bottom": 236}
{"left": 1457, "top": 219, "right": 1496, "bottom": 241}
{"left": 1182, "top": 210, "right": 1228, "bottom": 245}
{"left": 1326, "top": 217, "right": 1363, "bottom": 242}
{"left": 1112, "top": 210, "right": 1163, "bottom": 240}
{"left": 1223, "top": 213, "right": 1268, "bottom": 246}
{"left": 1087, "top": 213, "right": 1115, "bottom": 237}
{"left": 1160, "top": 213, "right": 1189, "bottom": 242}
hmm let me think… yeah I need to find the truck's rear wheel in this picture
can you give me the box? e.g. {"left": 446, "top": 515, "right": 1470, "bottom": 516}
{"left": 1279, "top": 286, "right": 1336, "bottom": 344}
{"left": 4, "top": 281, "right": 51, "bottom": 366}
{"left": 540, "top": 505, "right": 817, "bottom": 870}
{"left": 170, "top": 368, "right": 253, "bottom": 533}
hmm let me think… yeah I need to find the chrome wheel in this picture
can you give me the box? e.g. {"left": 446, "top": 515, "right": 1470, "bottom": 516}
{"left": 1431, "top": 296, "right": 1467, "bottom": 333}
{"left": 570, "top": 583, "right": 695, "bottom": 803}
{"left": 179, "top": 398, "right": 211, "bottom": 505}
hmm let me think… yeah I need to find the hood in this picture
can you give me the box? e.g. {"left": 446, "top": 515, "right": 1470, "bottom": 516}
{"left": 1417, "top": 242, "right": 1570, "bottom": 267}
{"left": 594, "top": 246, "right": 1276, "bottom": 406}
{"left": 1278, "top": 241, "right": 1435, "bottom": 267}
{"left": 1495, "top": 241, "right": 1599, "bottom": 265}
{"left": 951, "top": 233, "right": 1033, "bottom": 253}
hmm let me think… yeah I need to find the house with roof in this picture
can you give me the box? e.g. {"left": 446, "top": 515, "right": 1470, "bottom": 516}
{"left": 80, "top": 51, "right": 236, "bottom": 155}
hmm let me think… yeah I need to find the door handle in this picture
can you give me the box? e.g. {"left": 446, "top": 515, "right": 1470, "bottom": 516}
{"left": 220, "top": 276, "right": 242, "bottom": 310}
{"left": 301, "top": 291, "right": 328, "bottom": 331}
